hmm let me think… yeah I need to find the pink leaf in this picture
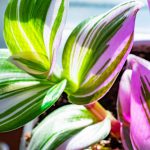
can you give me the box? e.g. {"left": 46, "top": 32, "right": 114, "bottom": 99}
{"left": 117, "top": 70, "right": 133, "bottom": 150}
{"left": 130, "top": 63, "right": 150, "bottom": 150}
{"left": 118, "top": 55, "right": 150, "bottom": 150}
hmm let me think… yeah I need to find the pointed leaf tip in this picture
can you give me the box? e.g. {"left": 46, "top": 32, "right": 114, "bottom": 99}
{"left": 63, "top": 1, "right": 141, "bottom": 105}
{"left": 133, "top": 0, "right": 144, "bottom": 10}
{"left": 4, "top": 0, "right": 69, "bottom": 79}
{"left": 127, "top": 54, "right": 150, "bottom": 70}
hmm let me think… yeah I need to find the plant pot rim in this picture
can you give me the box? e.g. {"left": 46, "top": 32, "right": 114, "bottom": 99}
{"left": 134, "top": 33, "right": 150, "bottom": 46}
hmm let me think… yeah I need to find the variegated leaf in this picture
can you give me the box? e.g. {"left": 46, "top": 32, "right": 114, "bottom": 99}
{"left": 4, "top": 0, "right": 68, "bottom": 78}
{"left": 0, "top": 49, "right": 22, "bottom": 73}
{"left": 117, "top": 55, "right": 150, "bottom": 150}
{"left": 117, "top": 70, "right": 132, "bottom": 125}
{"left": 57, "top": 118, "right": 110, "bottom": 150}
{"left": 62, "top": 1, "right": 142, "bottom": 104}
{"left": 130, "top": 63, "right": 150, "bottom": 149}
{"left": 127, "top": 54, "right": 150, "bottom": 70}
{"left": 117, "top": 70, "right": 133, "bottom": 150}
{"left": 0, "top": 72, "right": 67, "bottom": 132}
{"left": 28, "top": 105, "right": 98, "bottom": 150}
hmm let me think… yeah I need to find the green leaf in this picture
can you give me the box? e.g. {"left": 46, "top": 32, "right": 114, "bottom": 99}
{"left": 28, "top": 105, "right": 98, "bottom": 150}
{"left": 4, "top": 0, "right": 68, "bottom": 78}
{"left": 62, "top": 1, "right": 142, "bottom": 104}
{"left": 0, "top": 77, "right": 67, "bottom": 132}
{"left": 0, "top": 49, "right": 22, "bottom": 73}
{"left": 9, "top": 51, "right": 50, "bottom": 79}
{"left": 58, "top": 118, "right": 111, "bottom": 150}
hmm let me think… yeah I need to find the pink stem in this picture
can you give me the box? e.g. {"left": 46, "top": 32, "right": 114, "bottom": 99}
{"left": 85, "top": 101, "right": 121, "bottom": 139}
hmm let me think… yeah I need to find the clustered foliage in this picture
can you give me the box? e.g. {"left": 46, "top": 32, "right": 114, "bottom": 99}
{"left": 0, "top": 0, "right": 150, "bottom": 150}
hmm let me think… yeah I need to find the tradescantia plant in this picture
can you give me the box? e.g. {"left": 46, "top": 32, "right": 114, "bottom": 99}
{"left": 0, "top": 0, "right": 141, "bottom": 133}
{"left": 1, "top": 0, "right": 148, "bottom": 149}
{"left": 117, "top": 54, "right": 150, "bottom": 150}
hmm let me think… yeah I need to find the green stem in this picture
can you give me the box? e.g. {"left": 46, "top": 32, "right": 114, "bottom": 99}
{"left": 85, "top": 101, "right": 121, "bottom": 139}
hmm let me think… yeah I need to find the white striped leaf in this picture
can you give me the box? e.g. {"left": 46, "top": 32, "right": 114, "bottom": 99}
{"left": 0, "top": 49, "right": 67, "bottom": 132}
{"left": 28, "top": 105, "right": 98, "bottom": 150}
{"left": 57, "top": 118, "right": 110, "bottom": 150}
{"left": 0, "top": 77, "right": 66, "bottom": 132}
{"left": 62, "top": 1, "right": 142, "bottom": 104}
{"left": 4, "top": 0, "right": 68, "bottom": 79}
{"left": 0, "top": 49, "right": 23, "bottom": 73}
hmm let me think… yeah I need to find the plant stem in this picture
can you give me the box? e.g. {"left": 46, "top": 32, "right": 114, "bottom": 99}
{"left": 85, "top": 101, "right": 121, "bottom": 139}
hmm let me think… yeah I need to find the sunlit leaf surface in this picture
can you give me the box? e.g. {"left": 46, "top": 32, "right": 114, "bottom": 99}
{"left": 4, "top": 0, "right": 68, "bottom": 78}
{"left": 62, "top": 1, "right": 142, "bottom": 104}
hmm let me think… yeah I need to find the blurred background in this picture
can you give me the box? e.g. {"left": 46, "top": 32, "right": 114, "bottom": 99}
{"left": 0, "top": 0, "right": 150, "bottom": 48}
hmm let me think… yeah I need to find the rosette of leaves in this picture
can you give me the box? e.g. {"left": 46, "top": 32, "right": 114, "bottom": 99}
{"left": 28, "top": 1, "right": 142, "bottom": 150}
{"left": 0, "top": 0, "right": 141, "bottom": 134}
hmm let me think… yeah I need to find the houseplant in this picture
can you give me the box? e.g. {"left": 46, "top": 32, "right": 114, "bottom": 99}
{"left": 0, "top": 0, "right": 150, "bottom": 149}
